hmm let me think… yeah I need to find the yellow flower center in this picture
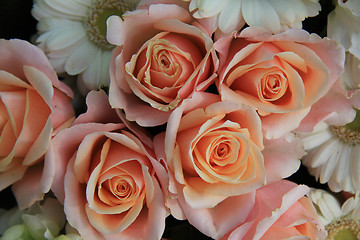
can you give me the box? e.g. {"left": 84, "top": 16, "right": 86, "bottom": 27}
{"left": 330, "top": 110, "right": 360, "bottom": 145}
{"left": 85, "top": 0, "right": 139, "bottom": 49}
{"left": 326, "top": 217, "right": 360, "bottom": 240}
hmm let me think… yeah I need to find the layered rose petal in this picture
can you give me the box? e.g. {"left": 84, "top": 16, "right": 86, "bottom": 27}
{"left": 48, "top": 91, "right": 167, "bottom": 240}
{"left": 216, "top": 27, "right": 345, "bottom": 139}
{"left": 176, "top": 190, "right": 256, "bottom": 239}
{"left": 0, "top": 39, "right": 74, "bottom": 209}
{"left": 108, "top": 3, "right": 218, "bottom": 126}
{"left": 223, "top": 180, "right": 326, "bottom": 240}
{"left": 153, "top": 92, "right": 265, "bottom": 210}
{"left": 64, "top": 131, "right": 167, "bottom": 240}
{"left": 154, "top": 92, "right": 304, "bottom": 237}
{"left": 168, "top": 179, "right": 325, "bottom": 239}
{"left": 49, "top": 91, "right": 125, "bottom": 203}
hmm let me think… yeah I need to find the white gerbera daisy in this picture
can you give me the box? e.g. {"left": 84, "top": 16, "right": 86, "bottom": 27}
{"left": 183, "top": 0, "right": 321, "bottom": 34}
{"left": 342, "top": 52, "right": 360, "bottom": 90}
{"left": 308, "top": 188, "right": 360, "bottom": 240}
{"left": 296, "top": 113, "right": 360, "bottom": 194}
{"left": 31, "top": 0, "right": 139, "bottom": 93}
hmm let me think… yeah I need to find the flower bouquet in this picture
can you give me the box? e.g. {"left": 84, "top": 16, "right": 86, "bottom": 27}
{"left": 1, "top": 0, "right": 360, "bottom": 239}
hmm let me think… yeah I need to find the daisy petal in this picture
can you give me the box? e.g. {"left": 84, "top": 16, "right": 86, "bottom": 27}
{"left": 334, "top": 143, "right": 351, "bottom": 183}
{"left": 307, "top": 138, "right": 338, "bottom": 168}
{"left": 43, "top": 0, "right": 90, "bottom": 18}
{"left": 65, "top": 41, "right": 97, "bottom": 75}
{"left": 46, "top": 27, "right": 86, "bottom": 52}
{"left": 242, "top": 0, "right": 281, "bottom": 33}
{"left": 218, "top": 0, "right": 243, "bottom": 33}
{"left": 78, "top": 49, "right": 111, "bottom": 90}
{"left": 319, "top": 144, "right": 339, "bottom": 184}
{"left": 350, "top": 144, "right": 360, "bottom": 192}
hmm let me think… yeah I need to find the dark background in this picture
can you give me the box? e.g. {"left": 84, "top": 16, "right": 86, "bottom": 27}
{"left": 0, "top": 0, "right": 37, "bottom": 41}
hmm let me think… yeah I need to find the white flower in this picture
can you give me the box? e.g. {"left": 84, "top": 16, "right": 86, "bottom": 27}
{"left": 328, "top": 0, "right": 360, "bottom": 60}
{"left": 342, "top": 52, "right": 360, "bottom": 90}
{"left": 308, "top": 188, "right": 360, "bottom": 240}
{"left": 31, "top": 0, "right": 139, "bottom": 93}
{"left": 296, "top": 118, "right": 360, "bottom": 193}
{"left": 0, "top": 198, "right": 65, "bottom": 239}
{"left": 183, "top": 0, "right": 321, "bottom": 34}
{"left": 0, "top": 198, "right": 82, "bottom": 240}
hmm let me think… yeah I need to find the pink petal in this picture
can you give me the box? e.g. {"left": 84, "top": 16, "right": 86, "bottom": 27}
{"left": 0, "top": 39, "right": 73, "bottom": 98}
{"left": 74, "top": 90, "right": 120, "bottom": 125}
{"left": 109, "top": 85, "right": 171, "bottom": 126}
{"left": 261, "top": 107, "right": 310, "bottom": 139}
{"left": 297, "top": 80, "right": 356, "bottom": 132}
{"left": 64, "top": 157, "right": 103, "bottom": 240}
{"left": 12, "top": 162, "right": 52, "bottom": 209}
{"left": 48, "top": 123, "right": 123, "bottom": 203}
{"left": 262, "top": 134, "right": 305, "bottom": 183}
{"left": 178, "top": 191, "right": 256, "bottom": 239}
{"left": 0, "top": 165, "right": 27, "bottom": 191}
{"left": 51, "top": 88, "right": 75, "bottom": 133}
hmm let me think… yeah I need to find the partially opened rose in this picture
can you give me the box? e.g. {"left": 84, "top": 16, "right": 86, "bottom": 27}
{"left": 154, "top": 92, "right": 303, "bottom": 212}
{"left": 164, "top": 179, "right": 325, "bottom": 239}
{"left": 222, "top": 180, "right": 326, "bottom": 240}
{"left": 48, "top": 91, "right": 167, "bottom": 240}
{"left": 107, "top": 3, "right": 218, "bottom": 126}
{"left": 215, "top": 27, "right": 345, "bottom": 139}
{"left": 158, "top": 92, "right": 265, "bottom": 209}
{"left": 0, "top": 39, "right": 74, "bottom": 208}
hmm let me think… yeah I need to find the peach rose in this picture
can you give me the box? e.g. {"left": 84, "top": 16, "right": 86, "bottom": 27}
{"left": 107, "top": 3, "right": 218, "bottom": 126}
{"left": 0, "top": 39, "right": 74, "bottom": 208}
{"left": 154, "top": 92, "right": 303, "bottom": 213}
{"left": 48, "top": 91, "right": 167, "bottom": 240}
{"left": 215, "top": 27, "right": 345, "bottom": 139}
{"left": 165, "top": 179, "right": 325, "bottom": 239}
{"left": 222, "top": 180, "right": 326, "bottom": 240}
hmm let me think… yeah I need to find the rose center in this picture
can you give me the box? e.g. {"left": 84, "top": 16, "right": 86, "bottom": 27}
{"left": 267, "top": 76, "right": 280, "bottom": 90}
{"left": 206, "top": 135, "right": 239, "bottom": 168}
{"left": 85, "top": 0, "right": 139, "bottom": 50}
{"left": 109, "top": 177, "right": 134, "bottom": 200}
{"left": 160, "top": 55, "right": 171, "bottom": 68}
{"left": 260, "top": 72, "right": 288, "bottom": 101}
{"left": 152, "top": 46, "right": 178, "bottom": 77}
{"left": 214, "top": 142, "right": 230, "bottom": 159}
{"left": 326, "top": 217, "right": 360, "bottom": 240}
{"left": 329, "top": 110, "right": 360, "bottom": 145}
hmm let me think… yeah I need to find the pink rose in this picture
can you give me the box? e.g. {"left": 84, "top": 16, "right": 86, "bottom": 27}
{"left": 215, "top": 27, "right": 345, "bottom": 139}
{"left": 154, "top": 92, "right": 303, "bottom": 213}
{"left": 0, "top": 39, "right": 74, "bottom": 208}
{"left": 222, "top": 181, "right": 326, "bottom": 240}
{"left": 107, "top": 3, "right": 218, "bottom": 126}
{"left": 48, "top": 91, "right": 167, "bottom": 240}
{"left": 169, "top": 180, "right": 325, "bottom": 239}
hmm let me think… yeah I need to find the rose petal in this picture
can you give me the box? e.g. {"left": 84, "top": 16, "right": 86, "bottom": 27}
{"left": 12, "top": 163, "right": 53, "bottom": 209}
{"left": 49, "top": 123, "right": 123, "bottom": 202}
{"left": 262, "top": 134, "right": 305, "bottom": 183}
